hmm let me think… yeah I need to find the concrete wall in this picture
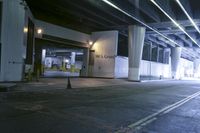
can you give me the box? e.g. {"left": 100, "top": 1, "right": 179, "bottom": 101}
{"left": 115, "top": 56, "right": 128, "bottom": 78}
{"left": 23, "top": 5, "right": 35, "bottom": 68}
{"left": 35, "top": 20, "right": 90, "bottom": 44}
{"left": 90, "top": 31, "right": 118, "bottom": 78}
{"left": 140, "top": 60, "right": 171, "bottom": 78}
{"left": 114, "top": 56, "right": 196, "bottom": 79}
{"left": 0, "top": 0, "right": 26, "bottom": 81}
{"left": 178, "top": 58, "right": 194, "bottom": 78}
{"left": 114, "top": 56, "right": 171, "bottom": 78}
{"left": 81, "top": 48, "right": 89, "bottom": 77}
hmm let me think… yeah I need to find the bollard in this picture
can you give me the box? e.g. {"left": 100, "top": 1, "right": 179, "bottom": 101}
{"left": 67, "top": 77, "right": 72, "bottom": 89}
{"left": 36, "top": 69, "right": 40, "bottom": 82}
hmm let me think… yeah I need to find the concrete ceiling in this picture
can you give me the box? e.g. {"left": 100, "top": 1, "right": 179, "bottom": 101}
{"left": 25, "top": 0, "right": 200, "bottom": 61}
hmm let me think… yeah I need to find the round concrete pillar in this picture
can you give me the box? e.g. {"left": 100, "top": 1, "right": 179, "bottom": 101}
{"left": 71, "top": 52, "right": 76, "bottom": 65}
{"left": 81, "top": 48, "right": 89, "bottom": 77}
{"left": 128, "top": 25, "right": 146, "bottom": 81}
{"left": 171, "top": 47, "right": 182, "bottom": 79}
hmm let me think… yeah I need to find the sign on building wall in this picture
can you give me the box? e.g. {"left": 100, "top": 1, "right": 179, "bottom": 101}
{"left": 90, "top": 31, "right": 118, "bottom": 78}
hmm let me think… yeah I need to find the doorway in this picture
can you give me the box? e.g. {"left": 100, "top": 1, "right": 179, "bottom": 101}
{"left": 35, "top": 39, "right": 87, "bottom": 78}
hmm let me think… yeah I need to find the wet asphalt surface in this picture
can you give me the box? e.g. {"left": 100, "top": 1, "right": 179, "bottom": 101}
{"left": 0, "top": 79, "right": 200, "bottom": 133}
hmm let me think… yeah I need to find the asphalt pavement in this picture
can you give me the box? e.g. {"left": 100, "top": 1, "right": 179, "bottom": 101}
{"left": 0, "top": 78, "right": 200, "bottom": 133}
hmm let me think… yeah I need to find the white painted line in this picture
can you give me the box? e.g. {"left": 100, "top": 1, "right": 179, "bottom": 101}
{"left": 115, "top": 90, "right": 200, "bottom": 133}
{"left": 140, "top": 117, "right": 157, "bottom": 127}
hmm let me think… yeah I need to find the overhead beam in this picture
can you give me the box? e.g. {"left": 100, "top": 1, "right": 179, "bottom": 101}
{"left": 182, "top": 48, "right": 198, "bottom": 60}
{"left": 148, "top": 19, "right": 200, "bottom": 28}
{"left": 30, "top": 7, "right": 102, "bottom": 33}
{"left": 147, "top": 37, "right": 167, "bottom": 47}
{"left": 101, "top": 0, "right": 145, "bottom": 22}
{"left": 175, "top": 0, "right": 200, "bottom": 35}
{"left": 147, "top": 35, "right": 174, "bottom": 47}
{"left": 64, "top": 0, "right": 119, "bottom": 26}
{"left": 150, "top": 0, "right": 200, "bottom": 47}
{"left": 176, "top": 34, "right": 193, "bottom": 47}
{"left": 101, "top": 0, "right": 181, "bottom": 47}
{"left": 128, "top": 0, "right": 161, "bottom": 22}
{"left": 176, "top": 0, "right": 193, "bottom": 17}
{"left": 146, "top": 27, "right": 197, "bottom": 35}
{"left": 154, "top": 0, "right": 176, "bottom": 19}
{"left": 86, "top": 0, "right": 133, "bottom": 24}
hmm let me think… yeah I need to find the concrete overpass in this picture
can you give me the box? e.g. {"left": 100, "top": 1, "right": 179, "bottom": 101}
{"left": 1, "top": 0, "right": 200, "bottom": 81}
{"left": 1, "top": 0, "right": 200, "bottom": 133}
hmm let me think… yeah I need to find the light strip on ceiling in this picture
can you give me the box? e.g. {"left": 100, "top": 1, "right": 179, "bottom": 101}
{"left": 150, "top": 0, "right": 200, "bottom": 47}
{"left": 176, "top": 0, "right": 200, "bottom": 34}
{"left": 101, "top": 0, "right": 181, "bottom": 47}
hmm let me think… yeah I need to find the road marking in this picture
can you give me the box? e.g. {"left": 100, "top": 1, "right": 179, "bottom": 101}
{"left": 115, "top": 91, "right": 200, "bottom": 133}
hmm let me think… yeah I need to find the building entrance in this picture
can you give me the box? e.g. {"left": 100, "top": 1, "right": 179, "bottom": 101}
{"left": 43, "top": 48, "right": 84, "bottom": 77}
{"left": 35, "top": 39, "right": 88, "bottom": 78}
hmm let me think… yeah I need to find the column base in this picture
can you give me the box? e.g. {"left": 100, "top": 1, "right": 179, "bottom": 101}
{"left": 128, "top": 79, "right": 141, "bottom": 82}
{"left": 128, "top": 67, "right": 140, "bottom": 81}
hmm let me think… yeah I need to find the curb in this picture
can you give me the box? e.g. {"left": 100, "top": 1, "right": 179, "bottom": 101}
{"left": 0, "top": 84, "right": 17, "bottom": 92}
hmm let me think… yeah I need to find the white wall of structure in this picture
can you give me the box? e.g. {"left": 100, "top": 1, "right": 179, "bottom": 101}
{"left": 0, "top": 0, "right": 27, "bottom": 81}
{"left": 35, "top": 20, "right": 90, "bottom": 44}
{"left": 115, "top": 56, "right": 128, "bottom": 78}
{"left": 114, "top": 57, "right": 171, "bottom": 78}
{"left": 114, "top": 56, "right": 196, "bottom": 79}
{"left": 178, "top": 58, "right": 194, "bottom": 78}
{"left": 140, "top": 61, "right": 171, "bottom": 78}
{"left": 90, "top": 31, "right": 118, "bottom": 78}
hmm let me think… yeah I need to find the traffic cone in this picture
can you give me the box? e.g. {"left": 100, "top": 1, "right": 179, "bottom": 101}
{"left": 67, "top": 77, "right": 72, "bottom": 89}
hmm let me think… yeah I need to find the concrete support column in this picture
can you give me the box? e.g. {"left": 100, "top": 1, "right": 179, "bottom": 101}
{"left": 163, "top": 48, "right": 170, "bottom": 64}
{"left": 156, "top": 46, "right": 160, "bottom": 62}
{"left": 62, "top": 58, "right": 66, "bottom": 70}
{"left": 149, "top": 42, "right": 152, "bottom": 79}
{"left": 42, "top": 49, "right": 46, "bottom": 65}
{"left": 88, "top": 50, "right": 95, "bottom": 77}
{"left": 128, "top": 25, "right": 146, "bottom": 81}
{"left": 81, "top": 48, "right": 89, "bottom": 77}
{"left": 71, "top": 52, "right": 76, "bottom": 65}
{"left": 171, "top": 47, "right": 182, "bottom": 79}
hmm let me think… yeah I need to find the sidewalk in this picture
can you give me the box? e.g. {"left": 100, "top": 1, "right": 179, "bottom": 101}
{"left": 21, "top": 78, "right": 133, "bottom": 91}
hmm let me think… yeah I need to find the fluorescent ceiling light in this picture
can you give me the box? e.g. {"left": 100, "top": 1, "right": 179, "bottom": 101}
{"left": 176, "top": 0, "right": 200, "bottom": 34}
{"left": 150, "top": 0, "right": 200, "bottom": 47}
{"left": 101, "top": 0, "right": 181, "bottom": 47}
